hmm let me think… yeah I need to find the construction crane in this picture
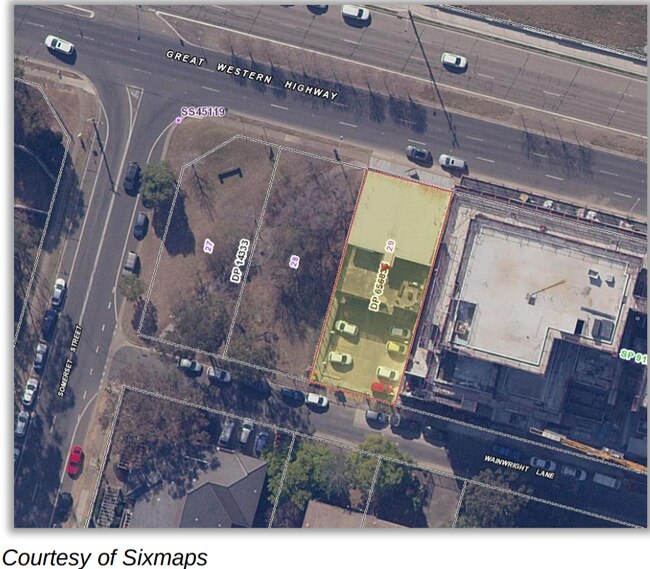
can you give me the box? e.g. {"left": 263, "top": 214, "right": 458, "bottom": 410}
{"left": 530, "top": 428, "right": 647, "bottom": 474}
{"left": 526, "top": 279, "right": 566, "bottom": 304}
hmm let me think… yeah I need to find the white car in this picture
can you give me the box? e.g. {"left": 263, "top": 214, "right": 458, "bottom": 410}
{"left": 32, "top": 342, "right": 49, "bottom": 373}
{"left": 441, "top": 52, "right": 467, "bottom": 71}
{"left": 530, "top": 457, "right": 556, "bottom": 472}
{"left": 560, "top": 465, "right": 587, "bottom": 481}
{"left": 45, "top": 35, "right": 75, "bottom": 55}
{"left": 207, "top": 367, "right": 231, "bottom": 384}
{"left": 377, "top": 366, "right": 399, "bottom": 382}
{"left": 306, "top": 393, "right": 329, "bottom": 409}
{"left": 177, "top": 358, "right": 203, "bottom": 375}
{"left": 389, "top": 327, "right": 411, "bottom": 340}
{"left": 334, "top": 320, "right": 358, "bottom": 337}
{"left": 341, "top": 5, "right": 370, "bottom": 21}
{"left": 240, "top": 420, "right": 255, "bottom": 445}
{"left": 15, "top": 411, "right": 30, "bottom": 437}
{"left": 51, "top": 278, "right": 67, "bottom": 308}
{"left": 328, "top": 352, "right": 353, "bottom": 365}
{"left": 439, "top": 154, "right": 466, "bottom": 171}
{"left": 22, "top": 378, "right": 39, "bottom": 407}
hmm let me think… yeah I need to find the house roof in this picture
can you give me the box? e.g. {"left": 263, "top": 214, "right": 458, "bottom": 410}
{"left": 302, "top": 500, "right": 405, "bottom": 528}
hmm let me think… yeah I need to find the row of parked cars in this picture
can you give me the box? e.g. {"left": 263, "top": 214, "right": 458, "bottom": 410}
{"left": 218, "top": 417, "right": 272, "bottom": 456}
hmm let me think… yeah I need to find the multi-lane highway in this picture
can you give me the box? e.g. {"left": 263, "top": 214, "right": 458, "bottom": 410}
{"left": 12, "top": 3, "right": 647, "bottom": 527}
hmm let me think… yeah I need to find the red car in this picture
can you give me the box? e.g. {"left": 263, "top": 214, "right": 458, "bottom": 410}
{"left": 67, "top": 446, "right": 83, "bottom": 477}
{"left": 371, "top": 382, "right": 394, "bottom": 396}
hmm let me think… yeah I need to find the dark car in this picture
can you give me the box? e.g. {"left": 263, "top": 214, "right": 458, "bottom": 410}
{"left": 406, "top": 145, "right": 432, "bottom": 165}
{"left": 423, "top": 425, "right": 449, "bottom": 445}
{"left": 133, "top": 212, "right": 148, "bottom": 239}
{"left": 390, "top": 413, "right": 421, "bottom": 433}
{"left": 54, "top": 492, "right": 73, "bottom": 523}
{"left": 41, "top": 308, "right": 58, "bottom": 340}
{"left": 124, "top": 161, "right": 141, "bottom": 194}
{"left": 254, "top": 430, "right": 270, "bottom": 456}
{"left": 491, "top": 443, "right": 522, "bottom": 462}
{"left": 280, "top": 387, "right": 305, "bottom": 405}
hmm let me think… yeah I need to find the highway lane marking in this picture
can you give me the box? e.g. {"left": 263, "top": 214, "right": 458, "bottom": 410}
{"left": 107, "top": 301, "right": 111, "bottom": 309}
{"left": 271, "top": 104, "right": 289, "bottom": 110}
{"left": 408, "top": 139, "right": 427, "bottom": 145}
{"left": 95, "top": 346, "right": 100, "bottom": 353}
{"left": 614, "top": 191, "right": 632, "bottom": 198}
{"left": 533, "top": 153, "right": 549, "bottom": 158}
{"left": 133, "top": 68, "right": 152, "bottom": 75}
{"left": 542, "top": 90, "right": 562, "bottom": 97}
{"left": 477, "top": 73, "right": 495, "bottom": 79}
{"left": 83, "top": 390, "right": 87, "bottom": 400}
{"left": 476, "top": 156, "right": 495, "bottom": 163}
{"left": 155, "top": 10, "right": 647, "bottom": 140}
{"left": 608, "top": 107, "right": 626, "bottom": 114}
{"left": 343, "top": 39, "right": 358, "bottom": 45}
{"left": 31, "top": 481, "right": 40, "bottom": 503}
{"left": 49, "top": 415, "right": 57, "bottom": 434}
{"left": 339, "top": 121, "right": 358, "bottom": 128}
{"left": 545, "top": 174, "right": 564, "bottom": 181}
{"left": 466, "top": 135, "right": 484, "bottom": 142}
{"left": 89, "top": 368, "right": 93, "bottom": 376}
{"left": 601, "top": 170, "right": 620, "bottom": 177}
{"left": 400, "top": 119, "right": 417, "bottom": 126}
{"left": 25, "top": 21, "right": 45, "bottom": 28}
{"left": 201, "top": 86, "right": 220, "bottom": 92}
{"left": 101, "top": 324, "right": 105, "bottom": 332}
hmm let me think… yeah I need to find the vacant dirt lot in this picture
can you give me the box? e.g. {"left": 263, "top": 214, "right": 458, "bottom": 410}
{"left": 466, "top": 4, "right": 647, "bottom": 53}
{"left": 227, "top": 150, "right": 366, "bottom": 377}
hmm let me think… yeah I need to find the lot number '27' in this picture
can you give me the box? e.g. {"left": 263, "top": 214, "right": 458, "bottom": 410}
{"left": 230, "top": 238, "right": 250, "bottom": 284}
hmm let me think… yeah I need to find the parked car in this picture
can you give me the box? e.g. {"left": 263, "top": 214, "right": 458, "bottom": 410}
{"left": 133, "top": 212, "right": 149, "bottom": 239}
{"left": 334, "top": 320, "right": 358, "bottom": 337}
{"left": 32, "top": 342, "right": 49, "bottom": 374}
{"left": 207, "top": 366, "right": 231, "bottom": 384}
{"left": 365, "top": 410, "right": 388, "bottom": 426}
{"left": 124, "top": 161, "right": 141, "bottom": 194}
{"left": 240, "top": 420, "right": 255, "bottom": 445}
{"left": 441, "top": 52, "right": 467, "bottom": 71}
{"left": 306, "top": 393, "right": 329, "bottom": 410}
{"left": 390, "top": 413, "right": 420, "bottom": 433}
{"left": 66, "top": 446, "right": 83, "bottom": 477}
{"left": 423, "top": 425, "right": 449, "bottom": 445}
{"left": 218, "top": 418, "right": 235, "bottom": 446}
{"left": 593, "top": 472, "right": 622, "bottom": 490}
{"left": 328, "top": 352, "right": 353, "bottom": 365}
{"left": 281, "top": 387, "right": 305, "bottom": 405}
{"left": 491, "top": 443, "right": 521, "bottom": 462}
{"left": 15, "top": 411, "right": 30, "bottom": 437}
{"left": 122, "top": 251, "right": 139, "bottom": 276}
{"left": 406, "top": 145, "right": 432, "bottom": 165}
{"left": 45, "top": 35, "right": 75, "bottom": 55}
{"left": 389, "top": 327, "right": 411, "bottom": 340}
{"left": 560, "top": 465, "right": 587, "bottom": 481}
{"left": 41, "top": 308, "right": 58, "bottom": 340}
{"left": 439, "top": 154, "right": 466, "bottom": 171}
{"left": 254, "top": 431, "right": 270, "bottom": 456}
{"left": 386, "top": 341, "right": 407, "bottom": 356}
{"left": 54, "top": 492, "right": 73, "bottom": 522}
{"left": 376, "top": 366, "right": 399, "bottom": 382}
{"left": 530, "top": 457, "right": 556, "bottom": 472}
{"left": 341, "top": 5, "right": 370, "bottom": 22}
{"left": 51, "top": 278, "right": 67, "bottom": 308}
{"left": 177, "top": 358, "right": 203, "bottom": 375}
{"left": 371, "top": 382, "right": 394, "bottom": 396}
{"left": 22, "top": 378, "right": 39, "bottom": 407}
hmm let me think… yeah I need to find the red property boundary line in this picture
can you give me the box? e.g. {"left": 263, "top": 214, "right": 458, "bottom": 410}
{"left": 308, "top": 169, "right": 455, "bottom": 406}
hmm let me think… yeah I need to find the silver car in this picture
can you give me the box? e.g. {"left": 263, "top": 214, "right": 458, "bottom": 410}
{"left": 439, "top": 154, "right": 466, "bottom": 171}
{"left": 15, "top": 411, "right": 30, "bottom": 437}
{"left": 22, "top": 378, "right": 39, "bottom": 407}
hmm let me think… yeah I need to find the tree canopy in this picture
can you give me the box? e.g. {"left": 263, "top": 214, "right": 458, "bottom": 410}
{"left": 118, "top": 274, "right": 145, "bottom": 302}
{"left": 141, "top": 161, "right": 176, "bottom": 210}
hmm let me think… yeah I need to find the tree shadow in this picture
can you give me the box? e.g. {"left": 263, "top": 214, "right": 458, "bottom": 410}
{"left": 155, "top": 192, "right": 195, "bottom": 256}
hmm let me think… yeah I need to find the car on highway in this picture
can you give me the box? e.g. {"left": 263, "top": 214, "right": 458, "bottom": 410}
{"left": 22, "top": 378, "right": 39, "bottom": 407}
{"left": 218, "top": 418, "right": 235, "bottom": 446}
{"left": 341, "top": 5, "right": 370, "bottom": 22}
{"left": 560, "top": 465, "right": 587, "bottom": 481}
{"left": 177, "top": 357, "right": 203, "bottom": 376}
{"left": 306, "top": 393, "right": 329, "bottom": 410}
{"left": 371, "top": 382, "right": 394, "bottom": 397}
{"left": 423, "top": 425, "right": 449, "bottom": 445}
{"left": 45, "top": 35, "right": 75, "bottom": 55}
{"left": 240, "top": 420, "right": 255, "bottom": 445}
{"left": 389, "top": 327, "right": 411, "bottom": 340}
{"left": 207, "top": 366, "right": 231, "bottom": 384}
{"left": 32, "top": 342, "right": 49, "bottom": 374}
{"left": 281, "top": 387, "right": 305, "bottom": 405}
{"left": 365, "top": 410, "right": 389, "bottom": 426}
{"left": 530, "top": 457, "right": 557, "bottom": 472}
{"left": 406, "top": 145, "right": 432, "bottom": 165}
{"left": 439, "top": 154, "right": 466, "bottom": 171}
{"left": 491, "top": 443, "right": 522, "bottom": 462}
{"left": 15, "top": 411, "right": 30, "bottom": 438}
{"left": 122, "top": 251, "right": 140, "bottom": 276}
{"left": 334, "top": 320, "right": 358, "bottom": 337}
{"left": 67, "top": 446, "right": 83, "bottom": 477}
{"left": 328, "top": 352, "right": 353, "bottom": 366}
{"left": 51, "top": 278, "right": 67, "bottom": 309}
{"left": 386, "top": 341, "right": 407, "bottom": 356}
{"left": 376, "top": 366, "right": 399, "bottom": 382}
{"left": 124, "top": 161, "right": 141, "bottom": 194}
{"left": 441, "top": 52, "right": 467, "bottom": 71}
{"left": 41, "top": 308, "right": 58, "bottom": 340}
{"left": 254, "top": 430, "right": 270, "bottom": 456}
{"left": 133, "top": 212, "right": 149, "bottom": 239}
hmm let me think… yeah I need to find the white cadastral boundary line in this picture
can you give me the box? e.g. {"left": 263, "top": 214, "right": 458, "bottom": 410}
{"left": 93, "top": 385, "right": 639, "bottom": 528}
{"left": 359, "top": 457, "right": 382, "bottom": 528}
{"left": 452, "top": 480, "right": 468, "bottom": 528}
{"left": 222, "top": 147, "right": 283, "bottom": 357}
{"left": 83, "top": 385, "right": 127, "bottom": 527}
{"left": 14, "top": 78, "right": 72, "bottom": 346}
{"left": 267, "top": 433, "right": 297, "bottom": 528}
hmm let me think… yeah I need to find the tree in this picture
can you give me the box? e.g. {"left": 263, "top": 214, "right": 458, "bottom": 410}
{"left": 456, "top": 469, "right": 532, "bottom": 528}
{"left": 169, "top": 291, "right": 228, "bottom": 353}
{"left": 141, "top": 161, "right": 176, "bottom": 210}
{"left": 118, "top": 274, "right": 145, "bottom": 301}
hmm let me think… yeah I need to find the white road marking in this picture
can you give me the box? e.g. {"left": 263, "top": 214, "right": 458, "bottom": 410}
{"left": 343, "top": 39, "right": 358, "bottom": 44}
{"left": 101, "top": 324, "right": 105, "bottom": 331}
{"left": 49, "top": 415, "right": 57, "bottom": 434}
{"left": 133, "top": 68, "right": 152, "bottom": 75}
{"left": 476, "top": 156, "right": 495, "bottom": 163}
{"left": 339, "top": 121, "right": 358, "bottom": 128}
{"left": 271, "top": 104, "right": 289, "bottom": 110}
{"left": 466, "top": 135, "right": 484, "bottom": 142}
{"left": 89, "top": 368, "right": 94, "bottom": 376}
{"left": 408, "top": 139, "right": 426, "bottom": 145}
{"left": 542, "top": 90, "right": 562, "bottom": 97}
{"left": 545, "top": 174, "right": 564, "bottom": 181}
{"left": 608, "top": 107, "right": 626, "bottom": 114}
{"left": 83, "top": 390, "right": 87, "bottom": 400}
{"left": 600, "top": 170, "right": 620, "bottom": 177}
{"left": 477, "top": 73, "right": 495, "bottom": 79}
{"left": 533, "top": 153, "right": 549, "bottom": 158}
{"left": 614, "top": 191, "right": 632, "bottom": 198}
{"left": 95, "top": 345, "right": 99, "bottom": 353}
{"left": 201, "top": 86, "right": 220, "bottom": 92}
{"left": 25, "top": 21, "right": 45, "bottom": 28}
{"left": 107, "top": 301, "right": 111, "bottom": 309}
